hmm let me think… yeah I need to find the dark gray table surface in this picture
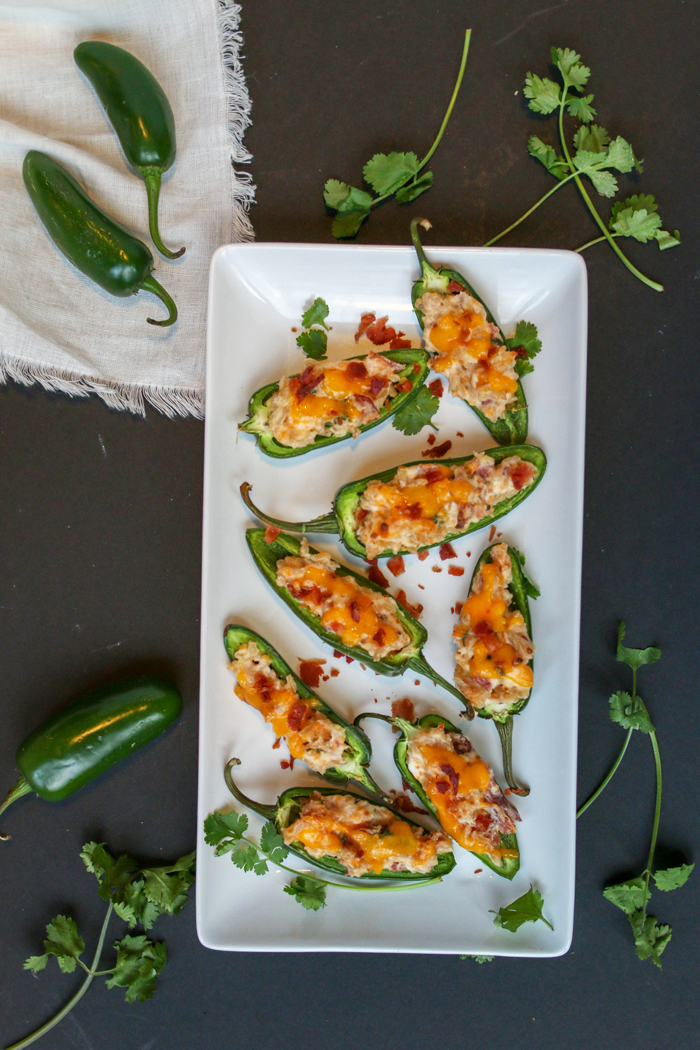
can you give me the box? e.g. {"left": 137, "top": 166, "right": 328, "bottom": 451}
{"left": 2, "top": 2, "right": 698, "bottom": 1048}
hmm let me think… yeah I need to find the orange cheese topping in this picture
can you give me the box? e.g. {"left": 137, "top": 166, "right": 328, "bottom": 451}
{"left": 290, "top": 814, "right": 437, "bottom": 875}
{"left": 367, "top": 465, "right": 478, "bottom": 529}
{"left": 430, "top": 312, "right": 518, "bottom": 395}
{"left": 462, "top": 563, "right": 533, "bottom": 688}
{"left": 291, "top": 564, "right": 401, "bottom": 651}
{"left": 234, "top": 667, "right": 311, "bottom": 759}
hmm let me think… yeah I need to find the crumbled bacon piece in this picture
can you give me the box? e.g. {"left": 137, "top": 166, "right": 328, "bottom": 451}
{"left": 418, "top": 584, "right": 425, "bottom": 590}
{"left": 330, "top": 667, "right": 339, "bottom": 677}
{"left": 397, "top": 379, "right": 413, "bottom": 393}
{"left": 439, "top": 543, "right": 457, "bottom": 560}
{"left": 264, "top": 525, "right": 281, "bottom": 544}
{"left": 373, "top": 627, "right": 386, "bottom": 646}
{"left": 440, "top": 763, "right": 460, "bottom": 794}
{"left": 367, "top": 562, "right": 389, "bottom": 588}
{"left": 287, "top": 701, "right": 310, "bottom": 731}
{"left": 296, "top": 365, "right": 323, "bottom": 401}
{"left": 473, "top": 620, "right": 499, "bottom": 652}
{"left": 395, "top": 590, "right": 423, "bottom": 619}
{"left": 386, "top": 556, "right": 405, "bottom": 577}
{"left": 291, "top": 327, "right": 297, "bottom": 332}
{"left": 346, "top": 360, "right": 367, "bottom": 380}
{"left": 280, "top": 759, "right": 290, "bottom": 769}
{"left": 345, "top": 656, "right": 354, "bottom": 664}
{"left": 509, "top": 460, "right": 535, "bottom": 491}
{"left": 431, "top": 566, "right": 442, "bottom": 573}
{"left": 474, "top": 868, "right": 483, "bottom": 874}
{"left": 455, "top": 602, "right": 463, "bottom": 615}
{"left": 436, "top": 781, "right": 449, "bottom": 794}
{"left": 389, "top": 792, "right": 428, "bottom": 815}
{"left": 369, "top": 376, "right": 387, "bottom": 397}
{"left": 428, "top": 379, "right": 444, "bottom": 398}
{"left": 473, "top": 674, "right": 492, "bottom": 690}
{"left": 456, "top": 431, "right": 464, "bottom": 437}
{"left": 422, "top": 440, "right": 452, "bottom": 459}
{"left": 349, "top": 601, "right": 361, "bottom": 623}
{"left": 489, "top": 525, "right": 497, "bottom": 542}
{"left": 392, "top": 697, "right": 415, "bottom": 722}
{"left": 447, "top": 280, "right": 463, "bottom": 293}
{"left": 427, "top": 433, "right": 436, "bottom": 445}
{"left": 379, "top": 521, "right": 390, "bottom": 534}
{"left": 355, "top": 313, "right": 376, "bottom": 341}
{"left": 272, "top": 737, "right": 281, "bottom": 750}
{"left": 417, "top": 550, "right": 429, "bottom": 562}
{"left": 448, "top": 566, "right": 465, "bottom": 576}
{"left": 298, "top": 660, "right": 326, "bottom": 687}
{"left": 365, "top": 316, "right": 397, "bottom": 345}
{"left": 389, "top": 335, "right": 412, "bottom": 349}
{"left": 512, "top": 345, "right": 529, "bottom": 358}
{"left": 333, "top": 650, "right": 342, "bottom": 659}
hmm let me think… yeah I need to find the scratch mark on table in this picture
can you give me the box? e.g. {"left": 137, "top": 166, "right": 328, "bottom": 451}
{"left": 98, "top": 434, "right": 107, "bottom": 458}
{"left": 492, "top": 0, "right": 572, "bottom": 46}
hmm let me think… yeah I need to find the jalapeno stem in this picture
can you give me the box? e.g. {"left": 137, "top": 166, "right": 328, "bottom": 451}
{"left": 141, "top": 273, "right": 178, "bottom": 327}
{"left": 224, "top": 759, "right": 277, "bottom": 821}
{"left": 0, "top": 774, "right": 33, "bottom": 841}
{"left": 409, "top": 654, "right": 475, "bottom": 719}
{"left": 143, "top": 170, "right": 185, "bottom": 259}
{"left": 240, "top": 483, "right": 339, "bottom": 535}
{"left": 495, "top": 717, "right": 529, "bottom": 796}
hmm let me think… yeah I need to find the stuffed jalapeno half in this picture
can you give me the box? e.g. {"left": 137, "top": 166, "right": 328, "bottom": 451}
{"left": 411, "top": 218, "right": 533, "bottom": 445}
{"left": 454, "top": 543, "right": 538, "bottom": 795}
{"left": 224, "top": 758, "right": 455, "bottom": 880}
{"left": 356, "top": 712, "right": 520, "bottom": 879}
{"left": 241, "top": 444, "right": 545, "bottom": 561}
{"left": 224, "top": 624, "right": 380, "bottom": 794}
{"left": 247, "top": 529, "right": 474, "bottom": 716}
{"left": 239, "top": 348, "right": 430, "bottom": 458}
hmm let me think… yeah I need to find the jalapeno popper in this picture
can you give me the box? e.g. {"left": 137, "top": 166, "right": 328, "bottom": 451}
{"left": 454, "top": 543, "right": 538, "bottom": 795}
{"left": 411, "top": 219, "right": 540, "bottom": 445}
{"left": 224, "top": 625, "right": 379, "bottom": 794}
{"left": 224, "top": 760, "right": 455, "bottom": 880}
{"left": 246, "top": 529, "right": 474, "bottom": 715}
{"left": 356, "top": 712, "right": 520, "bottom": 878}
{"left": 241, "top": 445, "right": 545, "bottom": 561}
{"left": 239, "top": 348, "right": 430, "bottom": 458}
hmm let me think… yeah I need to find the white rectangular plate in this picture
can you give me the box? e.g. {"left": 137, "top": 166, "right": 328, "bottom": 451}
{"left": 196, "top": 243, "right": 587, "bottom": 955}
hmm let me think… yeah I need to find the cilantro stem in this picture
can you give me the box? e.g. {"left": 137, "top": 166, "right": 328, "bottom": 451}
{"left": 576, "top": 728, "right": 632, "bottom": 818}
{"left": 7, "top": 904, "right": 113, "bottom": 1050}
{"left": 483, "top": 170, "right": 579, "bottom": 246}
{"left": 556, "top": 97, "right": 663, "bottom": 292}
{"left": 642, "top": 719, "right": 663, "bottom": 916}
{"left": 576, "top": 234, "right": 613, "bottom": 252}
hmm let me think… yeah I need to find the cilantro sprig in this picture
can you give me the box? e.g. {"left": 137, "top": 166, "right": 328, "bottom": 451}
{"left": 491, "top": 884, "right": 553, "bottom": 933}
{"left": 392, "top": 385, "right": 440, "bottom": 435}
{"left": 296, "top": 296, "right": 330, "bottom": 360}
{"left": 577, "top": 622, "right": 694, "bottom": 968}
{"left": 204, "top": 805, "right": 443, "bottom": 909}
{"left": 11, "top": 843, "right": 195, "bottom": 1050}
{"left": 486, "top": 47, "right": 679, "bottom": 291}
{"left": 506, "top": 320, "right": 542, "bottom": 378}
{"left": 324, "top": 30, "right": 471, "bottom": 238}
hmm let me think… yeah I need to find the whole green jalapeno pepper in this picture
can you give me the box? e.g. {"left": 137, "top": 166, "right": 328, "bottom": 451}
{"left": 356, "top": 711, "right": 521, "bottom": 879}
{"left": 246, "top": 528, "right": 473, "bottom": 715}
{"left": 239, "top": 349, "right": 431, "bottom": 459}
{"left": 23, "top": 151, "right": 177, "bottom": 326}
{"left": 224, "top": 757, "right": 456, "bottom": 881}
{"left": 240, "top": 443, "right": 546, "bottom": 560}
{"left": 74, "top": 40, "right": 184, "bottom": 259}
{"left": 410, "top": 218, "right": 531, "bottom": 445}
{"left": 223, "top": 624, "right": 381, "bottom": 795}
{"left": 0, "top": 677, "right": 182, "bottom": 839}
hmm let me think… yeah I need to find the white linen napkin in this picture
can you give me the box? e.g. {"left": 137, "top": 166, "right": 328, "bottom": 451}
{"left": 0, "top": 0, "right": 253, "bottom": 417}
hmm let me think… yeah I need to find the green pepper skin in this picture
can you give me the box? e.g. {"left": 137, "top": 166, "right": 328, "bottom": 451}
{"left": 74, "top": 41, "right": 184, "bottom": 259}
{"left": 224, "top": 759, "right": 456, "bottom": 881}
{"left": 239, "top": 349, "right": 431, "bottom": 459}
{"left": 23, "top": 151, "right": 177, "bottom": 326}
{"left": 242, "top": 444, "right": 546, "bottom": 560}
{"left": 223, "top": 624, "right": 380, "bottom": 794}
{"left": 410, "top": 219, "right": 528, "bottom": 445}
{"left": 246, "top": 529, "right": 473, "bottom": 713}
{"left": 461, "top": 544, "right": 538, "bottom": 796}
{"left": 356, "top": 712, "right": 520, "bottom": 879}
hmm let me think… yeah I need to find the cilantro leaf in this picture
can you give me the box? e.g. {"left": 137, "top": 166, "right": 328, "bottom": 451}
{"left": 204, "top": 810, "right": 248, "bottom": 855}
{"left": 523, "top": 72, "right": 561, "bottom": 114}
{"left": 325, "top": 184, "right": 373, "bottom": 240}
{"left": 395, "top": 171, "right": 434, "bottom": 204}
{"left": 332, "top": 208, "right": 371, "bottom": 239}
{"left": 301, "top": 298, "right": 329, "bottom": 330}
{"left": 284, "top": 875, "right": 327, "bottom": 911}
{"left": 107, "top": 935, "right": 167, "bottom": 1003}
{"left": 231, "top": 842, "right": 267, "bottom": 874}
{"left": 616, "top": 622, "right": 661, "bottom": 671}
{"left": 113, "top": 879, "right": 161, "bottom": 931}
{"left": 260, "top": 821, "right": 289, "bottom": 864}
{"left": 459, "top": 954, "right": 494, "bottom": 963}
{"left": 609, "top": 199, "right": 663, "bottom": 243}
{"left": 653, "top": 864, "right": 694, "bottom": 892}
{"left": 629, "top": 911, "right": 672, "bottom": 968}
{"left": 609, "top": 691, "right": 653, "bottom": 734}
{"left": 528, "top": 136, "right": 568, "bottom": 180}
{"left": 323, "top": 179, "right": 353, "bottom": 209}
{"left": 566, "top": 93, "right": 596, "bottom": 123}
{"left": 605, "top": 136, "right": 636, "bottom": 174}
{"left": 573, "top": 124, "right": 610, "bottom": 154}
{"left": 296, "top": 328, "right": 328, "bottom": 360}
{"left": 141, "top": 855, "right": 196, "bottom": 917}
{"left": 507, "top": 320, "right": 541, "bottom": 378}
{"left": 24, "top": 915, "right": 85, "bottom": 975}
{"left": 363, "top": 152, "right": 419, "bottom": 195}
{"left": 655, "top": 228, "right": 681, "bottom": 250}
{"left": 80, "top": 843, "right": 139, "bottom": 906}
{"left": 491, "top": 885, "right": 553, "bottom": 933}
{"left": 603, "top": 877, "right": 647, "bottom": 914}
{"left": 588, "top": 169, "right": 618, "bottom": 198}
{"left": 551, "top": 47, "right": 591, "bottom": 89}
{"left": 392, "top": 385, "right": 439, "bottom": 435}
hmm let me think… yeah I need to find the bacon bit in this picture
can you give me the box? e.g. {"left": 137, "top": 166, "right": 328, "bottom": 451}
{"left": 497, "top": 532, "right": 502, "bottom": 538}
{"left": 474, "top": 868, "right": 483, "bottom": 874}
{"left": 392, "top": 697, "right": 416, "bottom": 722}
{"left": 474, "top": 620, "right": 499, "bottom": 652}
{"left": 413, "top": 363, "right": 421, "bottom": 374}
{"left": 296, "top": 365, "right": 324, "bottom": 401}
{"left": 350, "top": 601, "right": 361, "bottom": 623}
{"left": 272, "top": 737, "right": 281, "bottom": 750}
{"left": 387, "top": 556, "right": 405, "bottom": 577}
{"left": 450, "top": 607, "right": 454, "bottom": 615}
{"left": 346, "top": 360, "right": 368, "bottom": 380}
{"left": 365, "top": 316, "right": 397, "bottom": 345}
{"left": 431, "top": 566, "right": 442, "bottom": 573}
{"left": 447, "top": 280, "right": 463, "bottom": 293}
{"left": 428, "top": 378, "right": 444, "bottom": 398}
{"left": 389, "top": 792, "right": 428, "bottom": 815}
{"left": 360, "top": 664, "right": 366, "bottom": 670}
{"left": 264, "top": 525, "right": 281, "bottom": 544}
{"left": 287, "top": 701, "right": 309, "bottom": 731}
{"left": 417, "top": 550, "right": 429, "bottom": 562}
{"left": 473, "top": 674, "right": 493, "bottom": 690}
{"left": 440, "top": 763, "right": 460, "bottom": 794}
{"left": 415, "top": 680, "right": 420, "bottom": 685}
{"left": 511, "top": 345, "right": 529, "bottom": 358}
{"left": 397, "top": 379, "right": 413, "bottom": 393}
{"left": 436, "top": 780, "right": 449, "bottom": 794}
{"left": 369, "top": 375, "right": 387, "bottom": 398}
{"left": 395, "top": 590, "right": 423, "bottom": 619}
{"left": 291, "top": 327, "right": 298, "bottom": 332}
{"left": 322, "top": 675, "right": 330, "bottom": 682}
{"left": 373, "top": 627, "right": 386, "bottom": 647}
{"left": 439, "top": 543, "right": 457, "bottom": 560}
{"left": 417, "top": 584, "right": 425, "bottom": 590}
{"left": 355, "top": 313, "right": 376, "bottom": 341}
{"left": 509, "top": 460, "right": 534, "bottom": 491}
{"left": 489, "top": 525, "right": 499, "bottom": 543}
{"left": 448, "top": 566, "right": 465, "bottom": 577}
{"left": 280, "top": 760, "right": 290, "bottom": 769}
{"left": 426, "top": 433, "right": 436, "bottom": 445}
{"left": 422, "top": 440, "right": 452, "bottom": 459}
{"left": 346, "top": 656, "right": 354, "bottom": 664}
{"left": 374, "top": 698, "right": 378, "bottom": 703}
{"left": 466, "top": 552, "right": 471, "bottom": 558}
{"left": 330, "top": 667, "right": 339, "bottom": 677}
{"left": 298, "top": 659, "right": 326, "bottom": 687}
{"left": 456, "top": 432, "right": 464, "bottom": 437}
{"left": 390, "top": 336, "right": 412, "bottom": 350}
{"left": 455, "top": 602, "right": 463, "bottom": 615}
{"left": 367, "top": 562, "right": 389, "bottom": 588}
